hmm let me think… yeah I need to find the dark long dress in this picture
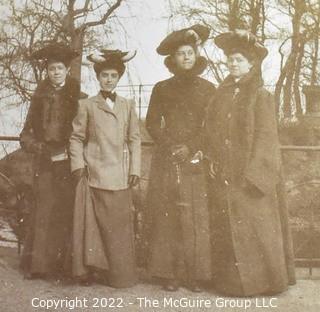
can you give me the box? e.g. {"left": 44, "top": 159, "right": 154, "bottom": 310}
{"left": 146, "top": 60, "right": 216, "bottom": 282}
{"left": 20, "top": 77, "right": 81, "bottom": 277}
{"left": 205, "top": 69, "right": 296, "bottom": 296}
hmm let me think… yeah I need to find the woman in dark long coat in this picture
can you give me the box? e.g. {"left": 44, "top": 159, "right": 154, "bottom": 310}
{"left": 20, "top": 43, "right": 81, "bottom": 279}
{"left": 146, "top": 24, "right": 216, "bottom": 292}
{"left": 206, "top": 30, "right": 296, "bottom": 296}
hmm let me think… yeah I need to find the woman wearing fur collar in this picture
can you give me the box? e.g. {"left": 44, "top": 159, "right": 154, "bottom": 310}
{"left": 20, "top": 43, "right": 82, "bottom": 279}
{"left": 205, "top": 30, "right": 296, "bottom": 296}
{"left": 146, "top": 24, "right": 216, "bottom": 292}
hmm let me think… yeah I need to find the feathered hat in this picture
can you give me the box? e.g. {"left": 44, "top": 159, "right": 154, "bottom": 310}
{"left": 157, "top": 24, "right": 210, "bottom": 56}
{"left": 31, "top": 42, "right": 79, "bottom": 67}
{"left": 214, "top": 29, "right": 268, "bottom": 60}
{"left": 87, "top": 49, "right": 136, "bottom": 76}
{"left": 156, "top": 24, "right": 210, "bottom": 75}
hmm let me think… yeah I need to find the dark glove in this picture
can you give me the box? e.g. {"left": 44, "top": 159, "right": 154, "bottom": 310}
{"left": 33, "top": 142, "right": 48, "bottom": 155}
{"left": 128, "top": 175, "right": 139, "bottom": 187}
{"left": 171, "top": 144, "right": 190, "bottom": 162}
{"left": 72, "top": 168, "right": 85, "bottom": 185}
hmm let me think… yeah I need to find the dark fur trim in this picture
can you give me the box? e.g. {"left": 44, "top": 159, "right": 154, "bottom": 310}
{"left": 31, "top": 76, "right": 81, "bottom": 146}
{"left": 164, "top": 55, "right": 208, "bottom": 76}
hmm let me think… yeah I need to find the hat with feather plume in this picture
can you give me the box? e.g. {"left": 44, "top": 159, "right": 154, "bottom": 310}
{"left": 214, "top": 29, "right": 268, "bottom": 60}
{"left": 31, "top": 42, "right": 79, "bottom": 67}
{"left": 157, "top": 24, "right": 210, "bottom": 56}
{"left": 87, "top": 49, "right": 136, "bottom": 76}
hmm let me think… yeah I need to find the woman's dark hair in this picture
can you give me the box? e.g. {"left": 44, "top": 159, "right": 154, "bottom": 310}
{"left": 94, "top": 61, "right": 125, "bottom": 78}
{"left": 170, "top": 43, "right": 197, "bottom": 57}
{"left": 225, "top": 47, "right": 259, "bottom": 64}
{"left": 46, "top": 58, "right": 71, "bottom": 68}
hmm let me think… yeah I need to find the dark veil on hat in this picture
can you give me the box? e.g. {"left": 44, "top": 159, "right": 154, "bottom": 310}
{"left": 31, "top": 42, "right": 79, "bottom": 67}
{"left": 214, "top": 29, "right": 268, "bottom": 60}
{"left": 87, "top": 49, "right": 136, "bottom": 77}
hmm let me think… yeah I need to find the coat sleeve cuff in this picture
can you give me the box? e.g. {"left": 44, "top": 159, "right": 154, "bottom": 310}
{"left": 70, "top": 162, "right": 85, "bottom": 174}
{"left": 129, "top": 161, "right": 141, "bottom": 177}
{"left": 129, "top": 170, "right": 140, "bottom": 177}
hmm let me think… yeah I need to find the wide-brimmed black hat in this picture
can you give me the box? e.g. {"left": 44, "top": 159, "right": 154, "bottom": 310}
{"left": 31, "top": 42, "right": 79, "bottom": 67}
{"left": 157, "top": 24, "right": 210, "bottom": 56}
{"left": 214, "top": 29, "right": 268, "bottom": 60}
{"left": 87, "top": 49, "right": 136, "bottom": 76}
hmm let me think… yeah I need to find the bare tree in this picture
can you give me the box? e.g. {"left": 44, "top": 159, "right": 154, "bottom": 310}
{"left": 0, "top": 0, "right": 125, "bottom": 107}
{"left": 305, "top": 1, "right": 320, "bottom": 86}
{"left": 274, "top": 0, "right": 320, "bottom": 119}
{"left": 60, "top": 0, "right": 123, "bottom": 79}
{"left": 274, "top": 0, "right": 306, "bottom": 118}
{"left": 171, "top": 0, "right": 320, "bottom": 119}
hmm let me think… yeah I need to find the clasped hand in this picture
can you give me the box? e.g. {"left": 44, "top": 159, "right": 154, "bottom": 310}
{"left": 170, "top": 144, "right": 190, "bottom": 162}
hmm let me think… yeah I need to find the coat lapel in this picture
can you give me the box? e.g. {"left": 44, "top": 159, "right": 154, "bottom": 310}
{"left": 95, "top": 93, "right": 116, "bottom": 117}
{"left": 112, "top": 95, "right": 123, "bottom": 119}
{"left": 94, "top": 92, "right": 124, "bottom": 120}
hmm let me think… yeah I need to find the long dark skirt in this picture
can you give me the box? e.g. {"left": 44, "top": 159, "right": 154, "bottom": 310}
{"left": 21, "top": 159, "right": 74, "bottom": 276}
{"left": 90, "top": 188, "right": 137, "bottom": 288}
{"left": 209, "top": 179, "right": 295, "bottom": 296}
{"left": 147, "top": 152, "right": 212, "bottom": 282}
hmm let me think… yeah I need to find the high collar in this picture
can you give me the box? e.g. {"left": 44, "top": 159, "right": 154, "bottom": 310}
{"left": 37, "top": 77, "right": 80, "bottom": 92}
{"left": 164, "top": 55, "right": 208, "bottom": 77}
{"left": 220, "top": 67, "right": 263, "bottom": 89}
{"left": 100, "top": 90, "right": 116, "bottom": 102}
{"left": 35, "top": 76, "right": 80, "bottom": 97}
{"left": 50, "top": 80, "right": 66, "bottom": 89}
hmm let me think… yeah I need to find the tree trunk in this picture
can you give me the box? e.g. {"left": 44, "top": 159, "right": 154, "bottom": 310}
{"left": 282, "top": 52, "right": 297, "bottom": 118}
{"left": 228, "top": 0, "right": 240, "bottom": 30}
{"left": 311, "top": 19, "right": 319, "bottom": 86}
{"left": 275, "top": 0, "right": 305, "bottom": 119}
{"left": 250, "top": 0, "right": 263, "bottom": 35}
{"left": 293, "top": 41, "right": 305, "bottom": 117}
{"left": 275, "top": 54, "right": 292, "bottom": 118}
{"left": 70, "top": 30, "right": 85, "bottom": 82}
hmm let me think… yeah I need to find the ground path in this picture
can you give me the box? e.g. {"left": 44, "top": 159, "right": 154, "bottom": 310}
{"left": 0, "top": 247, "right": 319, "bottom": 312}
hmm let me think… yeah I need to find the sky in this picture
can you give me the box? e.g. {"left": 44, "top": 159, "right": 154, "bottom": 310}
{"left": 0, "top": 0, "right": 177, "bottom": 154}
{"left": 80, "top": 0, "right": 186, "bottom": 93}
{"left": 79, "top": 0, "right": 289, "bottom": 94}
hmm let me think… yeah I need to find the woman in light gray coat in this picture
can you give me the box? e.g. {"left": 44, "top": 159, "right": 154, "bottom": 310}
{"left": 69, "top": 49, "right": 141, "bottom": 288}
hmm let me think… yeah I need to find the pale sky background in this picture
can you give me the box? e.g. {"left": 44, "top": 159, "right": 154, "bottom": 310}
{"left": 80, "top": 0, "right": 287, "bottom": 90}
{"left": 0, "top": 0, "right": 291, "bottom": 155}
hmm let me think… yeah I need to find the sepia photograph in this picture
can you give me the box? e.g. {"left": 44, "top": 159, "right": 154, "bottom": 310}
{"left": 0, "top": 0, "right": 319, "bottom": 311}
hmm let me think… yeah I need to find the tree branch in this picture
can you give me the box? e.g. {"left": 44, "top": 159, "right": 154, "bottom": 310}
{"left": 73, "top": 0, "right": 90, "bottom": 16}
{"left": 81, "top": 0, "right": 123, "bottom": 30}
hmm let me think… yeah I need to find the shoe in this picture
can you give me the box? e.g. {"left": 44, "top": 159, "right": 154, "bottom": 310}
{"left": 163, "top": 279, "right": 179, "bottom": 291}
{"left": 23, "top": 272, "right": 46, "bottom": 280}
{"left": 77, "top": 274, "right": 93, "bottom": 286}
{"left": 79, "top": 279, "right": 93, "bottom": 287}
